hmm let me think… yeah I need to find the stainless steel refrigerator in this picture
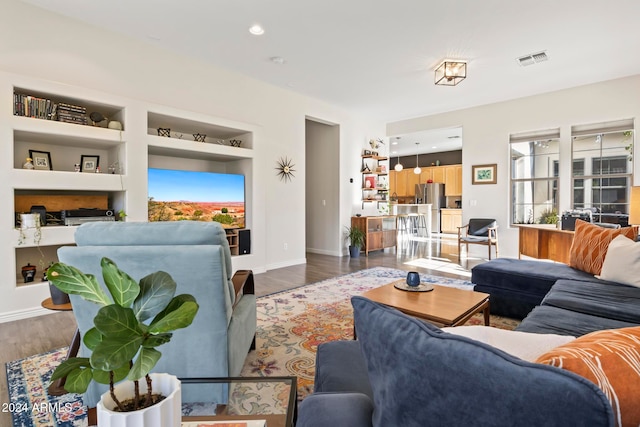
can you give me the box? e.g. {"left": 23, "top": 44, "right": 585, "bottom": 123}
{"left": 415, "top": 183, "right": 446, "bottom": 233}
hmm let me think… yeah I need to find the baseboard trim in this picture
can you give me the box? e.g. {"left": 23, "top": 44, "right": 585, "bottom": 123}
{"left": 306, "top": 248, "right": 343, "bottom": 256}
{"left": 266, "top": 258, "right": 307, "bottom": 271}
{"left": 0, "top": 307, "right": 51, "bottom": 324}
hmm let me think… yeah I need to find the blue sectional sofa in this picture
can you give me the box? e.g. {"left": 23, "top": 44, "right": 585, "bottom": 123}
{"left": 471, "top": 258, "right": 640, "bottom": 336}
{"left": 471, "top": 258, "right": 598, "bottom": 319}
{"left": 298, "top": 255, "right": 640, "bottom": 427}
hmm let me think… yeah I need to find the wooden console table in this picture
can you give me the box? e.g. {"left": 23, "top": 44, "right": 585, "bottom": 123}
{"left": 516, "top": 225, "right": 574, "bottom": 264}
{"left": 351, "top": 215, "right": 397, "bottom": 256}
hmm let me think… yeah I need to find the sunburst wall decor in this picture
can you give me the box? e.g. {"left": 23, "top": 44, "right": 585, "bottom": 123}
{"left": 276, "top": 156, "right": 296, "bottom": 182}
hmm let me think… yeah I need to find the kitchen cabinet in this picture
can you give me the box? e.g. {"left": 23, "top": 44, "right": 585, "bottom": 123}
{"left": 441, "top": 208, "right": 462, "bottom": 233}
{"left": 390, "top": 170, "right": 408, "bottom": 197}
{"left": 445, "top": 165, "right": 462, "bottom": 196}
{"left": 392, "top": 164, "right": 461, "bottom": 198}
{"left": 406, "top": 170, "right": 420, "bottom": 199}
{"left": 421, "top": 166, "right": 445, "bottom": 184}
{"left": 390, "top": 169, "right": 416, "bottom": 197}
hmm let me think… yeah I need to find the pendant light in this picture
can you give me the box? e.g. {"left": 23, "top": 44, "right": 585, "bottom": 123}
{"left": 394, "top": 153, "right": 403, "bottom": 172}
{"left": 413, "top": 143, "right": 421, "bottom": 175}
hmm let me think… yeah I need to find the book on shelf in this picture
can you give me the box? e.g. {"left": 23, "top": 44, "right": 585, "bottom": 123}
{"left": 13, "top": 93, "right": 57, "bottom": 120}
{"left": 57, "top": 102, "right": 87, "bottom": 114}
{"left": 57, "top": 111, "right": 88, "bottom": 124}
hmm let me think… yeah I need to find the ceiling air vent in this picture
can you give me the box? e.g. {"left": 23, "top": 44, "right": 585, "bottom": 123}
{"left": 517, "top": 51, "right": 548, "bottom": 67}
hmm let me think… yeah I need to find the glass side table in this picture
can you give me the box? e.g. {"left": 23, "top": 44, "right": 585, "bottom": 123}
{"left": 180, "top": 376, "right": 297, "bottom": 427}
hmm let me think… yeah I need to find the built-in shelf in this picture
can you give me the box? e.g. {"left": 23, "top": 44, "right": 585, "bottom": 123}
{"left": 148, "top": 111, "right": 253, "bottom": 149}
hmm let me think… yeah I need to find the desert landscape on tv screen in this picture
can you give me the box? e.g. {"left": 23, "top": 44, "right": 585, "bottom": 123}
{"left": 148, "top": 168, "right": 245, "bottom": 229}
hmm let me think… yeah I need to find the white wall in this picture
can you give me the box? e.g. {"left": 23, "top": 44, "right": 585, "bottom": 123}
{"left": 0, "top": 0, "right": 383, "bottom": 321}
{"left": 388, "top": 75, "right": 640, "bottom": 259}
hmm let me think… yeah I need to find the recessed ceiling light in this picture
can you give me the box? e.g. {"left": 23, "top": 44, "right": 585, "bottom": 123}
{"left": 270, "top": 56, "right": 286, "bottom": 65}
{"left": 391, "top": 141, "right": 398, "bottom": 145}
{"left": 249, "top": 24, "right": 264, "bottom": 35}
{"left": 432, "top": 146, "right": 437, "bottom": 149}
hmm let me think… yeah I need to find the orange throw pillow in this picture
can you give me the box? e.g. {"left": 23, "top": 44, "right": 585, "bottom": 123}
{"left": 535, "top": 327, "right": 640, "bottom": 427}
{"left": 569, "top": 220, "right": 637, "bottom": 275}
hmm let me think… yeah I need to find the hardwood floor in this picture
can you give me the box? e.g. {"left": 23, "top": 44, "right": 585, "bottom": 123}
{"left": 0, "top": 233, "right": 482, "bottom": 425}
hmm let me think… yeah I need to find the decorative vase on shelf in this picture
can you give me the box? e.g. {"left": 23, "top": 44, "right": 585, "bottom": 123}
{"left": 21, "top": 263, "right": 36, "bottom": 283}
{"left": 108, "top": 120, "right": 123, "bottom": 130}
{"left": 23, "top": 158, "right": 34, "bottom": 170}
{"left": 20, "top": 213, "right": 40, "bottom": 229}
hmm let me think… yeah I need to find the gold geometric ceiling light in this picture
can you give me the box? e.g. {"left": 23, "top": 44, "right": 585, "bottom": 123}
{"left": 434, "top": 61, "right": 467, "bottom": 86}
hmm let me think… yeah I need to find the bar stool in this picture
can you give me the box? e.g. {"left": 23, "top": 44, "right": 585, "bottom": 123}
{"left": 415, "top": 213, "right": 428, "bottom": 237}
{"left": 407, "top": 213, "right": 420, "bottom": 236}
{"left": 396, "top": 214, "right": 410, "bottom": 235}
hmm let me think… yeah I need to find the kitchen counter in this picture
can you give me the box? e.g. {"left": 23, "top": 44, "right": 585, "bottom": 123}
{"left": 392, "top": 203, "right": 432, "bottom": 215}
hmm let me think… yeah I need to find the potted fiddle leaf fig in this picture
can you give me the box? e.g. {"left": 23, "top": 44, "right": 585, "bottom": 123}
{"left": 47, "top": 257, "right": 199, "bottom": 427}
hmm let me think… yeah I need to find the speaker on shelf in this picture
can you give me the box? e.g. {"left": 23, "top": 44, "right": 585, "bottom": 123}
{"left": 30, "top": 205, "right": 47, "bottom": 226}
{"left": 238, "top": 229, "right": 251, "bottom": 255}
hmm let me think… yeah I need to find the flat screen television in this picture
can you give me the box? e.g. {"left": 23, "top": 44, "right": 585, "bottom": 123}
{"left": 148, "top": 167, "right": 245, "bottom": 228}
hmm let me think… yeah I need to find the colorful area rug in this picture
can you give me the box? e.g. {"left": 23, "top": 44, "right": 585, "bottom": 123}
{"left": 6, "top": 267, "right": 519, "bottom": 427}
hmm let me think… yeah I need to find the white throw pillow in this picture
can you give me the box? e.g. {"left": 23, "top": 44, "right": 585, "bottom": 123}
{"left": 441, "top": 326, "right": 576, "bottom": 362}
{"left": 597, "top": 234, "right": 640, "bottom": 288}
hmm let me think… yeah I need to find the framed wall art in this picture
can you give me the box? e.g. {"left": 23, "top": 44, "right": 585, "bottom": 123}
{"left": 28, "top": 149, "right": 52, "bottom": 170}
{"left": 80, "top": 155, "right": 100, "bottom": 173}
{"left": 472, "top": 164, "right": 497, "bottom": 185}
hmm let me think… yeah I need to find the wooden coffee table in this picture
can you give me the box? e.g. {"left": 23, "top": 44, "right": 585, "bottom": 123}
{"left": 360, "top": 281, "right": 490, "bottom": 328}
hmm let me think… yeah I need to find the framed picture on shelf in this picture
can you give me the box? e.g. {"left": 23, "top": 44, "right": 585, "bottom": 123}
{"left": 28, "top": 150, "right": 52, "bottom": 170}
{"left": 471, "top": 164, "right": 497, "bottom": 185}
{"left": 365, "top": 176, "right": 376, "bottom": 189}
{"left": 80, "top": 155, "right": 100, "bottom": 173}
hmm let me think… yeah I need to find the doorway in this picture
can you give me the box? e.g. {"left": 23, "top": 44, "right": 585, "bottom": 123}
{"left": 305, "top": 118, "right": 340, "bottom": 255}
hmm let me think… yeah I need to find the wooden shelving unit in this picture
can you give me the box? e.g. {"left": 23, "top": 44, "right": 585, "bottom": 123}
{"left": 361, "top": 155, "right": 389, "bottom": 208}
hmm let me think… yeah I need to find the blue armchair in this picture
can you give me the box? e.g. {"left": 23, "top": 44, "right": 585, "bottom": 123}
{"left": 55, "top": 221, "right": 256, "bottom": 407}
{"left": 298, "top": 297, "right": 613, "bottom": 427}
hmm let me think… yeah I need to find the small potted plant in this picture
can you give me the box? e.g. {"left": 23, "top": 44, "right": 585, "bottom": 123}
{"left": 345, "top": 225, "right": 366, "bottom": 258}
{"left": 47, "top": 257, "right": 199, "bottom": 427}
{"left": 538, "top": 208, "right": 559, "bottom": 226}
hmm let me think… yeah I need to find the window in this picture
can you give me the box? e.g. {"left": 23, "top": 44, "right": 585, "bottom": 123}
{"left": 571, "top": 120, "right": 634, "bottom": 227}
{"left": 510, "top": 129, "right": 560, "bottom": 225}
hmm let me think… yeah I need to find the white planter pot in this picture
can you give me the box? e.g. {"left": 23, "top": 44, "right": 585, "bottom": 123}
{"left": 97, "top": 373, "right": 181, "bottom": 427}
